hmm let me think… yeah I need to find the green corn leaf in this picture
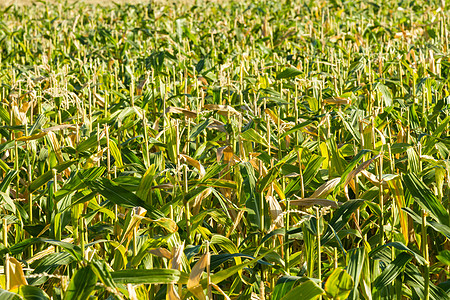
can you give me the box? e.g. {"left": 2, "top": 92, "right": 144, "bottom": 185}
{"left": 276, "top": 67, "right": 302, "bottom": 79}
{"left": 0, "top": 170, "right": 18, "bottom": 193}
{"left": 403, "top": 173, "right": 449, "bottom": 226}
{"left": 324, "top": 268, "right": 354, "bottom": 300}
{"left": 87, "top": 177, "right": 165, "bottom": 219}
{"left": 109, "top": 139, "right": 123, "bottom": 168}
{"left": 369, "top": 241, "right": 426, "bottom": 265}
{"left": 281, "top": 279, "right": 324, "bottom": 300}
{"left": 241, "top": 128, "right": 268, "bottom": 148}
{"left": 272, "top": 276, "right": 302, "bottom": 300}
{"left": 111, "top": 269, "right": 180, "bottom": 284}
{"left": 373, "top": 252, "right": 412, "bottom": 291}
{"left": 321, "top": 199, "right": 366, "bottom": 244}
{"left": 256, "top": 160, "right": 285, "bottom": 193}
{"left": 347, "top": 247, "right": 365, "bottom": 300}
{"left": 18, "top": 285, "right": 50, "bottom": 300}
{"left": 29, "top": 160, "right": 76, "bottom": 193}
{"left": 64, "top": 265, "right": 97, "bottom": 300}
{"left": 437, "top": 250, "right": 450, "bottom": 266}
{"left": 0, "top": 289, "right": 21, "bottom": 300}
{"left": 3, "top": 238, "right": 83, "bottom": 261}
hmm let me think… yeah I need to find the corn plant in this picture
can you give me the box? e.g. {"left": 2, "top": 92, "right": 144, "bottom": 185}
{"left": 0, "top": 0, "right": 449, "bottom": 299}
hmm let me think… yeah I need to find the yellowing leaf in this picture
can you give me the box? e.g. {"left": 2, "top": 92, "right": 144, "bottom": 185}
{"left": 310, "top": 177, "right": 341, "bottom": 199}
{"left": 16, "top": 132, "right": 47, "bottom": 142}
{"left": 47, "top": 131, "right": 64, "bottom": 164}
{"left": 180, "top": 154, "right": 205, "bottom": 178}
{"left": 387, "top": 178, "right": 409, "bottom": 243}
{"left": 148, "top": 248, "right": 172, "bottom": 259}
{"left": 109, "top": 139, "right": 123, "bottom": 168}
{"left": 165, "top": 106, "right": 197, "bottom": 118}
{"left": 170, "top": 242, "right": 185, "bottom": 271}
{"left": 290, "top": 197, "right": 340, "bottom": 208}
{"left": 167, "top": 283, "right": 181, "bottom": 300}
{"left": 119, "top": 207, "right": 147, "bottom": 246}
{"left": 319, "top": 142, "right": 329, "bottom": 169}
{"left": 187, "top": 253, "right": 209, "bottom": 300}
{"left": 323, "top": 97, "right": 351, "bottom": 105}
{"left": 267, "top": 195, "right": 283, "bottom": 230}
{"left": 8, "top": 257, "right": 27, "bottom": 289}
{"left": 154, "top": 218, "right": 178, "bottom": 233}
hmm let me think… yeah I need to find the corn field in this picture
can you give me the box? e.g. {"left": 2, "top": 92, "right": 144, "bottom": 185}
{"left": 0, "top": 0, "right": 450, "bottom": 299}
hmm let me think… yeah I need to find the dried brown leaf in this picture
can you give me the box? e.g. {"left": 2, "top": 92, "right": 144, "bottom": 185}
{"left": 204, "top": 104, "right": 240, "bottom": 116}
{"left": 165, "top": 106, "right": 197, "bottom": 118}
{"left": 148, "top": 247, "right": 172, "bottom": 259}
{"left": 290, "top": 197, "right": 340, "bottom": 208}
{"left": 310, "top": 177, "right": 341, "bottom": 199}
{"left": 323, "top": 97, "right": 351, "bottom": 105}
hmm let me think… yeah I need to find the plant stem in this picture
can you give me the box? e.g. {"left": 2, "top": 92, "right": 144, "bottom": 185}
{"left": 422, "top": 210, "right": 429, "bottom": 300}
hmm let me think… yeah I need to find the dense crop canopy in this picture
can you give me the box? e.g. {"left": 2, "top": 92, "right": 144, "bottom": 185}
{"left": 0, "top": 0, "right": 450, "bottom": 299}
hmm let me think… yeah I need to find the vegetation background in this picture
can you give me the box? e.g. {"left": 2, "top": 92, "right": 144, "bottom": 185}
{"left": 0, "top": 0, "right": 449, "bottom": 299}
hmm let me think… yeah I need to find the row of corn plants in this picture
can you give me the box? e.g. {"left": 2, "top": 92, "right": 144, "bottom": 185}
{"left": 0, "top": 0, "right": 450, "bottom": 299}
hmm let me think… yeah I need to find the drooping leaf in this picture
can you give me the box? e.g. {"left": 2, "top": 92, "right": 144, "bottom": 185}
{"left": 403, "top": 173, "right": 449, "bottom": 226}
{"left": 87, "top": 177, "right": 164, "bottom": 219}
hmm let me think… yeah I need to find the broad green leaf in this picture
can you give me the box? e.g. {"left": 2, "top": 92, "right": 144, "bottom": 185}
{"left": 29, "top": 160, "right": 76, "bottom": 193}
{"left": 76, "top": 133, "right": 105, "bottom": 152}
{"left": 256, "top": 160, "right": 285, "bottom": 193}
{"left": 324, "top": 267, "right": 354, "bottom": 300}
{"left": 3, "top": 238, "right": 83, "bottom": 261}
{"left": 111, "top": 269, "right": 180, "bottom": 284}
{"left": 403, "top": 173, "right": 449, "bottom": 226}
{"left": 109, "top": 139, "right": 123, "bottom": 168}
{"left": 404, "top": 264, "right": 450, "bottom": 300}
{"left": 210, "top": 246, "right": 277, "bottom": 285}
{"left": 240, "top": 128, "right": 268, "bottom": 148}
{"left": 272, "top": 276, "right": 302, "bottom": 300}
{"left": 376, "top": 82, "right": 393, "bottom": 107}
{"left": 0, "top": 170, "right": 18, "bottom": 193}
{"left": 347, "top": 247, "right": 365, "bottom": 300}
{"left": 87, "top": 177, "right": 164, "bottom": 219}
{"left": 137, "top": 165, "right": 156, "bottom": 202}
{"left": 322, "top": 199, "right": 366, "bottom": 244}
{"left": 369, "top": 241, "right": 426, "bottom": 265}
{"left": 285, "top": 155, "right": 323, "bottom": 197}
{"left": 403, "top": 207, "right": 450, "bottom": 238}
{"left": 0, "top": 106, "right": 11, "bottom": 124}
{"left": 373, "top": 252, "right": 412, "bottom": 291}
{"left": 281, "top": 279, "right": 324, "bottom": 300}
{"left": 190, "top": 119, "right": 213, "bottom": 140}
{"left": 276, "top": 67, "right": 302, "bottom": 79}
{"left": 18, "top": 285, "right": 50, "bottom": 300}
{"left": 326, "top": 137, "right": 346, "bottom": 176}
{"left": 64, "top": 265, "right": 97, "bottom": 300}
{"left": 437, "top": 250, "right": 450, "bottom": 266}
{"left": 0, "top": 289, "right": 21, "bottom": 300}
